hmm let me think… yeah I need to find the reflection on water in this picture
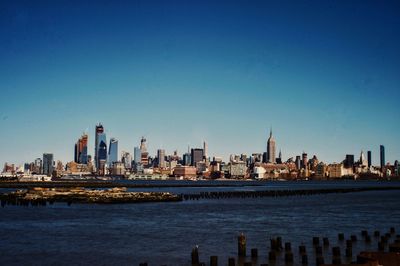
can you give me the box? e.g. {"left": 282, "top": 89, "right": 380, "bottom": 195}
{"left": 0, "top": 181, "right": 399, "bottom": 265}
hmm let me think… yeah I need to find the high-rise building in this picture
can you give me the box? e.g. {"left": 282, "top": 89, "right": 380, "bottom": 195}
{"left": 344, "top": 154, "right": 354, "bottom": 168}
{"left": 34, "top": 158, "right": 42, "bottom": 174}
{"left": 191, "top": 148, "right": 204, "bottom": 166}
{"left": 94, "top": 124, "right": 107, "bottom": 170}
{"left": 183, "top": 153, "right": 191, "bottom": 166}
{"left": 121, "top": 151, "right": 132, "bottom": 170}
{"left": 74, "top": 134, "right": 88, "bottom": 164}
{"left": 108, "top": 138, "right": 118, "bottom": 167}
{"left": 43, "top": 153, "right": 54, "bottom": 176}
{"left": 380, "top": 145, "right": 385, "bottom": 169}
{"left": 157, "top": 149, "right": 166, "bottom": 168}
{"left": 301, "top": 153, "right": 308, "bottom": 169}
{"left": 359, "top": 151, "right": 367, "bottom": 167}
{"left": 367, "top": 151, "right": 372, "bottom": 168}
{"left": 267, "top": 128, "right": 276, "bottom": 163}
{"left": 203, "top": 141, "right": 208, "bottom": 161}
{"left": 140, "top": 137, "right": 149, "bottom": 166}
{"left": 295, "top": 156, "right": 301, "bottom": 170}
{"left": 134, "top": 146, "right": 141, "bottom": 164}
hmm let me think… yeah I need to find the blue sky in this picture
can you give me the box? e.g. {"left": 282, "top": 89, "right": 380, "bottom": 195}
{"left": 0, "top": 0, "right": 399, "bottom": 166}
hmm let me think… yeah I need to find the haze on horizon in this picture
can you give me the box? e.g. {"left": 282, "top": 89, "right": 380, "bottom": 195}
{"left": 0, "top": 0, "right": 399, "bottom": 167}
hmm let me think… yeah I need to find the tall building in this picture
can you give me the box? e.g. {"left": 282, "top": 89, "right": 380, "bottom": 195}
{"left": 43, "top": 153, "right": 54, "bottom": 176}
{"left": 121, "top": 151, "right": 132, "bottom": 170}
{"left": 140, "top": 137, "right": 149, "bottom": 166}
{"left": 380, "top": 145, "right": 385, "bottom": 169}
{"left": 191, "top": 148, "right": 204, "bottom": 166}
{"left": 134, "top": 146, "right": 141, "bottom": 164}
{"left": 203, "top": 141, "right": 208, "bottom": 161}
{"left": 367, "top": 151, "right": 372, "bottom": 167}
{"left": 157, "top": 149, "right": 166, "bottom": 168}
{"left": 301, "top": 152, "right": 308, "bottom": 169}
{"left": 74, "top": 134, "right": 88, "bottom": 164}
{"left": 295, "top": 155, "right": 301, "bottom": 170}
{"left": 344, "top": 154, "right": 354, "bottom": 168}
{"left": 108, "top": 138, "right": 118, "bottom": 167}
{"left": 34, "top": 158, "right": 42, "bottom": 174}
{"left": 359, "top": 151, "right": 367, "bottom": 167}
{"left": 267, "top": 128, "right": 276, "bottom": 163}
{"left": 94, "top": 124, "right": 107, "bottom": 170}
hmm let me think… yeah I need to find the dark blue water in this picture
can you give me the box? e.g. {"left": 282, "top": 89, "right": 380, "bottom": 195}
{"left": 1, "top": 181, "right": 399, "bottom": 265}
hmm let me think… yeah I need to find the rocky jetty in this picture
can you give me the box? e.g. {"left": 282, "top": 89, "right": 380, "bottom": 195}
{"left": 0, "top": 187, "right": 182, "bottom": 206}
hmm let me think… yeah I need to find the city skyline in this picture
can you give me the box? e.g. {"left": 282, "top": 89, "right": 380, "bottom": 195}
{"left": 1, "top": 0, "right": 399, "bottom": 166}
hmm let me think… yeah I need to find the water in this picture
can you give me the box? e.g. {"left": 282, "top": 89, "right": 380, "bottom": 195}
{"left": 1, "top": 181, "right": 399, "bottom": 265}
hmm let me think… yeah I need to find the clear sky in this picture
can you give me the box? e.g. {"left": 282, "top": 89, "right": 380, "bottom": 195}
{"left": 0, "top": 0, "right": 399, "bottom": 167}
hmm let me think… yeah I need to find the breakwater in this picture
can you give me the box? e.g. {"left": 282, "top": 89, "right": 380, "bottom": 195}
{"left": 0, "top": 187, "right": 181, "bottom": 206}
{"left": 180, "top": 186, "right": 400, "bottom": 200}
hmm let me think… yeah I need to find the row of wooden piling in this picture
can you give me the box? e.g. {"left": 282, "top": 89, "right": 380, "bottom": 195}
{"left": 181, "top": 186, "right": 400, "bottom": 201}
{"left": 182, "top": 227, "right": 398, "bottom": 266}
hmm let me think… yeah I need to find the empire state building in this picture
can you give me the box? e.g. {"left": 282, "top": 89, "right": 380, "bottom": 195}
{"left": 267, "top": 129, "right": 276, "bottom": 163}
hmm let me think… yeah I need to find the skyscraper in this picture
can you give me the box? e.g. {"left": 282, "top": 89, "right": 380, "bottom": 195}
{"left": 121, "top": 151, "right": 132, "bottom": 170}
{"left": 140, "top": 137, "right": 149, "bottom": 166}
{"left": 191, "top": 148, "right": 204, "bottom": 166}
{"left": 302, "top": 152, "right": 308, "bottom": 169}
{"left": 157, "top": 149, "right": 166, "bottom": 168}
{"left": 43, "top": 153, "right": 54, "bottom": 176}
{"left": 134, "top": 146, "right": 141, "bottom": 164}
{"left": 367, "top": 151, "right": 372, "bottom": 168}
{"left": 108, "top": 138, "right": 118, "bottom": 167}
{"left": 94, "top": 124, "right": 107, "bottom": 170}
{"left": 380, "top": 145, "right": 385, "bottom": 169}
{"left": 203, "top": 141, "right": 208, "bottom": 161}
{"left": 74, "top": 134, "right": 88, "bottom": 164}
{"left": 267, "top": 128, "right": 276, "bottom": 163}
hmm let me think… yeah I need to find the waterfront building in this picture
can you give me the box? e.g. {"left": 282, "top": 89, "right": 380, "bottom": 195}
{"left": 229, "top": 161, "right": 247, "bottom": 178}
{"left": 328, "top": 163, "right": 343, "bottom": 179}
{"left": 380, "top": 145, "right": 385, "bottom": 169}
{"left": 267, "top": 128, "right": 276, "bottom": 163}
{"left": 74, "top": 134, "right": 88, "bottom": 164}
{"left": 108, "top": 138, "right": 118, "bottom": 167}
{"left": 315, "top": 162, "right": 327, "bottom": 179}
{"left": 111, "top": 162, "right": 125, "bottom": 175}
{"left": 173, "top": 165, "right": 197, "bottom": 178}
{"left": 94, "top": 124, "right": 107, "bottom": 170}
{"left": 191, "top": 148, "right": 204, "bottom": 166}
{"left": 42, "top": 153, "right": 54, "bottom": 177}
{"left": 344, "top": 154, "right": 354, "bottom": 168}
{"left": 367, "top": 151, "right": 372, "bottom": 168}
{"left": 157, "top": 149, "right": 166, "bottom": 168}
{"left": 134, "top": 147, "right": 141, "bottom": 164}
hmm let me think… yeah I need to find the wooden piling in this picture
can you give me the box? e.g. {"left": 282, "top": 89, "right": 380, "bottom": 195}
{"left": 301, "top": 254, "right": 308, "bottom": 265}
{"left": 285, "top": 252, "right": 294, "bottom": 263}
{"left": 191, "top": 246, "right": 199, "bottom": 265}
{"left": 338, "top": 233, "right": 344, "bottom": 241}
{"left": 251, "top": 248, "right": 258, "bottom": 258}
{"left": 269, "top": 251, "right": 276, "bottom": 261}
{"left": 323, "top": 237, "right": 329, "bottom": 246}
{"left": 299, "top": 245, "right": 306, "bottom": 254}
{"left": 238, "top": 233, "right": 246, "bottom": 257}
{"left": 210, "top": 256, "right": 218, "bottom": 266}
{"left": 313, "top": 237, "right": 319, "bottom": 246}
{"left": 332, "top": 246, "right": 341, "bottom": 257}
{"left": 316, "top": 256, "right": 324, "bottom": 266}
{"left": 285, "top": 242, "right": 291, "bottom": 252}
{"left": 228, "top": 257, "right": 235, "bottom": 266}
